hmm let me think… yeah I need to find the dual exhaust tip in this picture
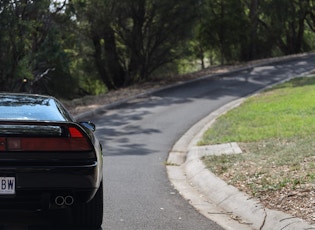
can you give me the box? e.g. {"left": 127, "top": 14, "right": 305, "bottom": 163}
{"left": 54, "top": 195, "right": 74, "bottom": 206}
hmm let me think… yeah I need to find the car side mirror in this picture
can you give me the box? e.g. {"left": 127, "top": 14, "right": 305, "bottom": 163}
{"left": 80, "top": 121, "right": 96, "bottom": 132}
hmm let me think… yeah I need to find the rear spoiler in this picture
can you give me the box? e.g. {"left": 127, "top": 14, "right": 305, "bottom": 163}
{"left": 0, "top": 121, "right": 93, "bottom": 152}
{"left": 0, "top": 120, "right": 80, "bottom": 137}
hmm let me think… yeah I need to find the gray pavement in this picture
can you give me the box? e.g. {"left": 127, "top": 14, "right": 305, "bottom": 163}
{"left": 167, "top": 92, "right": 315, "bottom": 230}
{"left": 76, "top": 52, "right": 315, "bottom": 230}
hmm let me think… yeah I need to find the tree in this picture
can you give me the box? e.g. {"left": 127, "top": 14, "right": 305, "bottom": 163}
{"left": 197, "top": 0, "right": 315, "bottom": 64}
{"left": 73, "top": 0, "right": 197, "bottom": 90}
{"left": 198, "top": 0, "right": 250, "bottom": 64}
{"left": 258, "top": 0, "right": 310, "bottom": 55}
{"left": 0, "top": 0, "right": 79, "bottom": 97}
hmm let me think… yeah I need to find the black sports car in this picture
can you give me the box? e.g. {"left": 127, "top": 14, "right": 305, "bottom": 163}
{"left": 0, "top": 93, "right": 103, "bottom": 228}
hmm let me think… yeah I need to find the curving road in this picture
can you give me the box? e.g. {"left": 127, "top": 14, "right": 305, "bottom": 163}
{"left": 96, "top": 53, "right": 315, "bottom": 230}
{"left": 1, "top": 53, "right": 315, "bottom": 229}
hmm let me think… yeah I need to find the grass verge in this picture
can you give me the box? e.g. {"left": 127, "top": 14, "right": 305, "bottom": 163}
{"left": 200, "top": 76, "right": 315, "bottom": 223}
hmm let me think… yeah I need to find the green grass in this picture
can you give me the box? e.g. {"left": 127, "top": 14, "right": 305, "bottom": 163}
{"left": 200, "top": 76, "right": 315, "bottom": 197}
{"left": 199, "top": 76, "right": 315, "bottom": 144}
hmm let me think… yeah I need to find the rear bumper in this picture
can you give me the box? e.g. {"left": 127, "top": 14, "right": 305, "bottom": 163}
{"left": 16, "top": 162, "right": 99, "bottom": 188}
{"left": 0, "top": 162, "right": 102, "bottom": 210}
{"left": 0, "top": 189, "right": 97, "bottom": 210}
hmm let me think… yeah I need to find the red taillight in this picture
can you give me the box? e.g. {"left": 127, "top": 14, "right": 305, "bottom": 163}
{"left": 66, "top": 126, "right": 92, "bottom": 151}
{"left": 1, "top": 127, "right": 92, "bottom": 152}
{"left": 69, "top": 127, "right": 84, "bottom": 138}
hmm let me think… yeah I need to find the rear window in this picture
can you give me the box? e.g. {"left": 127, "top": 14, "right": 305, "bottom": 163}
{"left": 0, "top": 95, "right": 67, "bottom": 121}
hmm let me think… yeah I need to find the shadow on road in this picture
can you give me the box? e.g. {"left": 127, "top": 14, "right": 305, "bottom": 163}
{"left": 92, "top": 53, "right": 315, "bottom": 158}
{"left": 0, "top": 210, "right": 103, "bottom": 230}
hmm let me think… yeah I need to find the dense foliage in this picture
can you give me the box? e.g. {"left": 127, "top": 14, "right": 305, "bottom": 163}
{"left": 1, "top": 0, "right": 315, "bottom": 98}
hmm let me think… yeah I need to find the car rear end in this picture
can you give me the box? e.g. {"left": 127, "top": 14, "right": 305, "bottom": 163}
{"left": 0, "top": 120, "right": 103, "bottom": 210}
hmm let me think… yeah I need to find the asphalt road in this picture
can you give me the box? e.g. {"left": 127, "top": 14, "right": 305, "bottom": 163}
{"left": 96, "top": 53, "right": 315, "bottom": 230}
{"left": 1, "top": 53, "right": 315, "bottom": 230}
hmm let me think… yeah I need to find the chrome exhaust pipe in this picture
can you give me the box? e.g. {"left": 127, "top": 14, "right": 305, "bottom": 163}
{"left": 55, "top": 196, "right": 65, "bottom": 206}
{"left": 64, "top": 195, "right": 74, "bottom": 206}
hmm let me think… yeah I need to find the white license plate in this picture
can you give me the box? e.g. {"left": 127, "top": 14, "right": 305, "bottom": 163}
{"left": 0, "top": 177, "right": 15, "bottom": 194}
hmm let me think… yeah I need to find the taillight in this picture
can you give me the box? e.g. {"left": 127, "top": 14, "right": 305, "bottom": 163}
{"left": 0, "top": 126, "right": 92, "bottom": 152}
{"left": 69, "top": 127, "right": 84, "bottom": 138}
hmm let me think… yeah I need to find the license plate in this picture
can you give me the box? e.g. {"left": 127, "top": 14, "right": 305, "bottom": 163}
{"left": 0, "top": 177, "right": 15, "bottom": 194}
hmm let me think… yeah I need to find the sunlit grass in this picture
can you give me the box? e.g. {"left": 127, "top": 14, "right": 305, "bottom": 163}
{"left": 199, "top": 76, "right": 315, "bottom": 145}
{"left": 200, "top": 76, "right": 315, "bottom": 198}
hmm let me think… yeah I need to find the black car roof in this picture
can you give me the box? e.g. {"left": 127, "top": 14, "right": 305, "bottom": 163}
{"left": 0, "top": 93, "right": 72, "bottom": 121}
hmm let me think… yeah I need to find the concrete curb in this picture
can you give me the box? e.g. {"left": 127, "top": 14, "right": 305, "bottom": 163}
{"left": 167, "top": 76, "right": 315, "bottom": 229}
{"left": 184, "top": 145, "right": 314, "bottom": 230}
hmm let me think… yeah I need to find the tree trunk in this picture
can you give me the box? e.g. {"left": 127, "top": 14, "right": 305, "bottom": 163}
{"left": 248, "top": 0, "right": 258, "bottom": 60}
{"left": 92, "top": 35, "right": 116, "bottom": 90}
{"left": 103, "top": 25, "right": 125, "bottom": 88}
